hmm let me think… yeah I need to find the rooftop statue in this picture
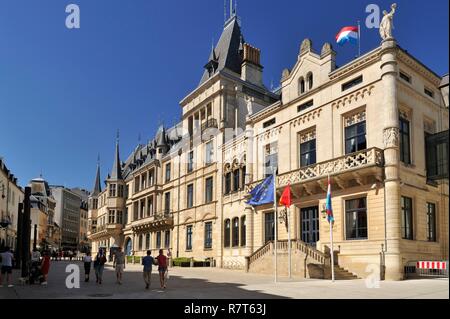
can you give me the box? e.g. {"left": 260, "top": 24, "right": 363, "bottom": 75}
{"left": 380, "top": 3, "right": 397, "bottom": 41}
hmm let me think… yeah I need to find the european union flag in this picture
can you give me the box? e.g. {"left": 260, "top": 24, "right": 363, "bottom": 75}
{"left": 246, "top": 175, "right": 274, "bottom": 206}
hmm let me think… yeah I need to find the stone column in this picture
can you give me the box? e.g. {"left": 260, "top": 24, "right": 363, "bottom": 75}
{"left": 244, "top": 118, "right": 255, "bottom": 257}
{"left": 244, "top": 206, "right": 254, "bottom": 256}
{"left": 380, "top": 39, "right": 402, "bottom": 280}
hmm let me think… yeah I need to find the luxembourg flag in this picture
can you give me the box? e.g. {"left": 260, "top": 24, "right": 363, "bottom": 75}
{"left": 336, "top": 26, "right": 359, "bottom": 46}
{"left": 325, "top": 175, "right": 334, "bottom": 223}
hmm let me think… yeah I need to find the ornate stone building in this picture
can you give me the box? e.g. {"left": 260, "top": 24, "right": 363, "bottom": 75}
{"left": 88, "top": 12, "right": 448, "bottom": 280}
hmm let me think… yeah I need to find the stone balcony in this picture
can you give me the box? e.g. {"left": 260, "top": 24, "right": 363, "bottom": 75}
{"left": 131, "top": 211, "right": 174, "bottom": 233}
{"left": 87, "top": 223, "right": 124, "bottom": 240}
{"left": 247, "top": 147, "right": 384, "bottom": 196}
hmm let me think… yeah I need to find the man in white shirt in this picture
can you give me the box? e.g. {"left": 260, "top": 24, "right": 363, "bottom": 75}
{"left": 0, "top": 246, "right": 15, "bottom": 288}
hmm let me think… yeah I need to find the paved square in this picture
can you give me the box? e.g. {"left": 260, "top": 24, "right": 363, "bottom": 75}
{"left": 0, "top": 261, "right": 448, "bottom": 299}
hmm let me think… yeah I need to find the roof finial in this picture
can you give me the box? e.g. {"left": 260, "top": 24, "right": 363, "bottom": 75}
{"left": 97, "top": 153, "right": 100, "bottom": 165}
{"left": 224, "top": 0, "right": 227, "bottom": 22}
{"left": 230, "top": 0, "right": 233, "bottom": 18}
{"left": 116, "top": 129, "right": 120, "bottom": 143}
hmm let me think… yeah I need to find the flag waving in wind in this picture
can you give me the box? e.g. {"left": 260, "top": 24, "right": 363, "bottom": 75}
{"left": 325, "top": 175, "right": 334, "bottom": 223}
{"left": 279, "top": 184, "right": 291, "bottom": 208}
{"left": 246, "top": 175, "right": 274, "bottom": 206}
{"left": 336, "top": 26, "right": 359, "bottom": 46}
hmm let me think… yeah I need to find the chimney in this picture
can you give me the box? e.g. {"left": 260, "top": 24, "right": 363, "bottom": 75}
{"left": 241, "top": 43, "right": 263, "bottom": 87}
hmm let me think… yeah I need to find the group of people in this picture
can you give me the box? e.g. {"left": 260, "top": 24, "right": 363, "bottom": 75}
{"left": 82, "top": 248, "right": 170, "bottom": 290}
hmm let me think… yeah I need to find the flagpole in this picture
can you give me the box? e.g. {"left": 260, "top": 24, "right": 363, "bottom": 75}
{"left": 288, "top": 205, "right": 291, "bottom": 279}
{"left": 357, "top": 20, "right": 361, "bottom": 57}
{"left": 273, "top": 167, "right": 278, "bottom": 283}
{"left": 328, "top": 174, "right": 335, "bottom": 282}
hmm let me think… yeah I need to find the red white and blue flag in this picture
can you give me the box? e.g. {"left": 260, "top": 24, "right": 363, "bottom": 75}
{"left": 336, "top": 26, "right": 359, "bottom": 46}
{"left": 325, "top": 176, "right": 334, "bottom": 223}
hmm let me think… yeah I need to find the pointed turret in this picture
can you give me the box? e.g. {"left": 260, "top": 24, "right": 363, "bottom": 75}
{"left": 199, "top": 15, "right": 244, "bottom": 86}
{"left": 92, "top": 162, "right": 102, "bottom": 196}
{"left": 110, "top": 134, "right": 123, "bottom": 180}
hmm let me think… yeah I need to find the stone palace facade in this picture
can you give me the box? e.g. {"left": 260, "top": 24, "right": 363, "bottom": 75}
{"left": 87, "top": 13, "right": 449, "bottom": 280}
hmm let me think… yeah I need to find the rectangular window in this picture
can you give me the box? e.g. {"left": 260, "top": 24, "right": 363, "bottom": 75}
{"left": 424, "top": 87, "right": 435, "bottom": 98}
{"left": 116, "top": 211, "right": 123, "bottom": 224}
{"left": 342, "top": 75, "right": 363, "bottom": 91}
{"left": 401, "top": 196, "right": 413, "bottom": 240}
{"left": 264, "top": 142, "right": 278, "bottom": 178}
{"left": 147, "top": 196, "right": 154, "bottom": 216}
{"left": 109, "top": 184, "right": 116, "bottom": 197}
{"left": 164, "top": 192, "right": 171, "bottom": 213}
{"left": 156, "top": 231, "right": 161, "bottom": 248}
{"left": 300, "top": 138, "right": 316, "bottom": 167}
{"left": 205, "top": 177, "right": 213, "bottom": 203}
{"left": 146, "top": 233, "right": 151, "bottom": 250}
{"left": 399, "top": 117, "right": 411, "bottom": 164}
{"left": 399, "top": 71, "right": 411, "bottom": 83}
{"left": 186, "top": 225, "right": 193, "bottom": 250}
{"left": 263, "top": 118, "right": 276, "bottom": 128}
{"left": 187, "top": 151, "right": 194, "bottom": 173}
{"left": 205, "top": 141, "right": 214, "bottom": 164}
{"left": 264, "top": 212, "right": 275, "bottom": 243}
{"left": 345, "top": 121, "right": 366, "bottom": 154}
{"left": 108, "top": 210, "right": 115, "bottom": 224}
{"left": 187, "top": 184, "right": 194, "bottom": 208}
{"left": 164, "top": 230, "right": 170, "bottom": 248}
{"left": 204, "top": 222, "right": 212, "bottom": 249}
{"left": 240, "top": 216, "right": 246, "bottom": 247}
{"left": 118, "top": 184, "right": 124, "bottom": 197}
{"left": 345, "top": 198, "right": 368, "bottom": 240}
{"left": 297, "top": 100, "right": 314, "bottom": 112}
{"left": 149, "top": 169, "right": 155, "bottom": 186}
{"left": 165, "top": 163, "right": 171, "bottom": 182}
{"left": 426, "top": 202, "right": 436, "bottom": 242}
{"left": 224, "top": 220, "right": 230, "bottom": 247}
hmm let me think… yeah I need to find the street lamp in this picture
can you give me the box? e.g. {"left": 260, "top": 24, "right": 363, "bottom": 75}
{"left": 439, "top": 74, "right": 449, "bottom": 108}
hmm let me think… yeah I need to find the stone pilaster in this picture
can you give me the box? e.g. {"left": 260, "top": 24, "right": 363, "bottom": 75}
{"left": 380, "top": 39, "right": 402, "bottom": 280}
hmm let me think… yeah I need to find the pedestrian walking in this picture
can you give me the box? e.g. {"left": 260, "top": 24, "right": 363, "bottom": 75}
{"left": 31, "top": 248, "right": 41, "bottom": 263}
{"left": 0, "top": 246, "right": 15, "bottom": 288}
{"left": 141, "top": 250, "right": 154, "bottom": 290}
{"left": 40, "top": 251, "right": 51, "bottom": 286}
{"left": 94, "top": 249, "right": 107, "bottom": 284}
{"left": 155, "top": 249, "right": 168, "bottom": 289}
{"left": 83, "top": 252, "right": 92, "bottom": 282}
{"left": 113, "top": 247, "right": 125, "bottom": 285}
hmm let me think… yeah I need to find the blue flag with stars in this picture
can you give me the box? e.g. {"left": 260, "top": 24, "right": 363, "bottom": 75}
{"left": 246, "top": 174, "right": 274, "bottom": 206}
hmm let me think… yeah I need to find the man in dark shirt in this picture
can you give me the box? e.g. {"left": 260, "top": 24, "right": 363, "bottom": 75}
{"left": 142, "top": 250, "right": 154, "bottom": 290}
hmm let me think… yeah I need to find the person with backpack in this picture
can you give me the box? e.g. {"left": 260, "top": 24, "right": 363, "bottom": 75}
{"left": 0, "top": 246, "right": 15, "bottom": 288}
{"left": 94, "top": 249, "right": 107, "bottom": 284}
{"left": 155, "top": 249, "right": 168, "bottom": 289}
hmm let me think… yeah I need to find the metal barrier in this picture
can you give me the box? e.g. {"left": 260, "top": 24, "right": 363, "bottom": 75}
{"left": 404, "top": 260, "right": 448, "bottom": 279}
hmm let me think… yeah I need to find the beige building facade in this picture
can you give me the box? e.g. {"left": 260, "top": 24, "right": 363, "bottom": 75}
{"left": 0, "top": 158, "right": 24, "bottom": 250}
{"left": 88, "top": 13, "right": 448, "bottom": 280}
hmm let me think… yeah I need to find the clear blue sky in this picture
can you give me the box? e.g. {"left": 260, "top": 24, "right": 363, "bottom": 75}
{"left": 0, "top": 0, "right": 448, "bottom": 190}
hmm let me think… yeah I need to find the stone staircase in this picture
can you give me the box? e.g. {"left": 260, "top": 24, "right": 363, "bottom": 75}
{"left": 245, "top": 239, "right": 358, "bottom": 280}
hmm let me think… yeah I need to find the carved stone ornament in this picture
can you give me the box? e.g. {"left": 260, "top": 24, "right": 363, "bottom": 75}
{"left": 300, "top": 38, "right": 312, "bottom": 55}
{"left": 383, "top": 127, "right": 399, "bottom": 148}
{"left": 321, "top": 42, "right": 332, "bottom": 56}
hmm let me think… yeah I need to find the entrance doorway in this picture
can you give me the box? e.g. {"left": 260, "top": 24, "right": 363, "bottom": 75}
{"left": 125, "top": 238, "right": 132, "bottom": 256}
{"left": 300, "top": 206, "right": 319, "bottom": 246}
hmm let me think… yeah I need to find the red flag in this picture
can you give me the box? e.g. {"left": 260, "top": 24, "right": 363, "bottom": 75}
{"left": 279, "top": 184, "right": 291, "bottom": 207}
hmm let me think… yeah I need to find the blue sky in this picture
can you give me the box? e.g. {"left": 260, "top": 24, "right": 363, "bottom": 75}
{"left": 0, "top": 0, "right": 448, "bottom": 190}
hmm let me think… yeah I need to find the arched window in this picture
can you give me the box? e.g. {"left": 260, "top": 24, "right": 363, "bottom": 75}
{"left": 145, "top": 233, "right": 150, "bottom": 249}
{"left": 240, "top": 216, "right": 246, "bottom": 247}
{"left": 307, "top": 72, "right": 313, "bottom": 90}
{"left": 241, "top": 165, "right": 246, "bottom": 188}
{"left": 299, "top": 77, "right": 305, "bottom": 94}
{"left": 138, "top": 234, "right": 143, "bottom": 251}
{"left": 224, "top": 219, "right": 231, "bottom": 247}
{"left": 232, "top": 217, "right": 239, "bottom": 247}
{"left": 225, "top": 172, "right": 231, "bottom": 194}
{"left": 233, "top": 169, "right": 240, "bottom": 192}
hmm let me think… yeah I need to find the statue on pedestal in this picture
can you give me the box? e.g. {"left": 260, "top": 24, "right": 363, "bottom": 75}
{"left": 380, "top": 3, "right": 397, "bottom": 41}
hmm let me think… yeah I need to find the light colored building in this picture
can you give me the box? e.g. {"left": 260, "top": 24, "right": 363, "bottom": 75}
{"left": 51, "top": 186, "right": 82, "bottom": 251}
{"left": 29, "top": 177, "right": 57, "bottom": 251}
{"left": 0, "top": 158, "right": 24, "bottom": 250}
{"left": 70, "top": 187, "right": 90, "bottom": 252}
{"left": 88, "top": 12, "right": 448, "bottom": 280}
